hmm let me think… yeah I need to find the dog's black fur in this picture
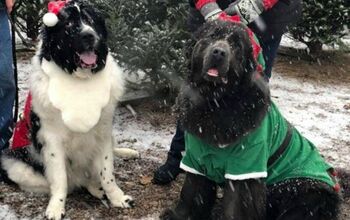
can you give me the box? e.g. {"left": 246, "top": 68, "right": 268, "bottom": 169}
{"left": 177, "top": 21, "right": 270, "bottom": 146}
{"left": 40, "top": 0, "right": 108, "bottom": 73}
{"left": 163, "top": 21, "right": 343, "bottom": 220}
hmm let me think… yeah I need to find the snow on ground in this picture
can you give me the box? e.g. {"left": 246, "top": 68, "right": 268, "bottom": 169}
{"left": 1, "top": 58, "right": 349, "bottom": 219}
{"left": 280, "top": 34, "right": 350, "bottom": 51}
{"left": 270, "top": 74, "right": 350, "bottom": 168}
{"left": 112, "top": 107, "right": 174, "bottom": 162}
{"left": 280, "top": 34, "right": 308, "bottom": 50}
{"left": 0, "top": 205, "right": 18, "bottom": 220}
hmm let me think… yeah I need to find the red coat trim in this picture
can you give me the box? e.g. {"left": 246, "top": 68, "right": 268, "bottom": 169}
{"left": 218, "top": 13, "right": 241, "bottom": 23}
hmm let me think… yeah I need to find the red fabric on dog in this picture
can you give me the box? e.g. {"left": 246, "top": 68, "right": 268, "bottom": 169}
{"left": 12, "top": 93, "right": 32, "bottom": 149}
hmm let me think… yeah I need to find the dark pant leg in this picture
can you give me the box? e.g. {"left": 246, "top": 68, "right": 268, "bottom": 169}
{"left": 259, "top": 35, "right": 282, "bottom": 79}
{"left": 249, "top": 0, "right": 302, "bottom": 79}
{"left": 153, "top": 124, "right": 184, "bottom": 184}
{"left": 0, "top": 8, "right": 15, "bottom": 151}
{"left": 167, "top": 123, "right": 185, "bottom": 163}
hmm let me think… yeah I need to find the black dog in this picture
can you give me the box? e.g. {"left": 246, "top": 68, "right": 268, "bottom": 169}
{"left": 162, "top": 21, "right": 348, "bottom": 220}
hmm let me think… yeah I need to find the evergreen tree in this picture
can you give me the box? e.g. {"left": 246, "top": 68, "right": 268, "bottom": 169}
{"left": 14, "top": 0, "right": 45, "bottom": 41}
{"left": 290, "top": 0, "right": 349, "bottom": 54}
{"left": 93, "top": 0, "right": 191, "bottom": 97}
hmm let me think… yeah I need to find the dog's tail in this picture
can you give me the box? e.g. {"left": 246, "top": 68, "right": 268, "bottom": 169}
{"left": 113, "top": 148, "right": 140, "bottom": 159}
{"left": 337, "top": 168, "right": 350, "bottom": 198}
{"left": 0, "top": 156, "right": 15, "bottom": 185}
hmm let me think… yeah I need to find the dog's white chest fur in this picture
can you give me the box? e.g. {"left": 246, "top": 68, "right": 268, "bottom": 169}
{"left": 33, "top": 55, "right": 124, "bottom": 133}
{"left": 41, "top": 59, "right": 112, "bottom": 133}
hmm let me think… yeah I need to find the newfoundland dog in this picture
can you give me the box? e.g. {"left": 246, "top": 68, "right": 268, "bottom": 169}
{"left": 162, "top": 21, "right": 348, "bottom": 220}
{"left": 0, "top": 0, "right": 135, "bottom": 219}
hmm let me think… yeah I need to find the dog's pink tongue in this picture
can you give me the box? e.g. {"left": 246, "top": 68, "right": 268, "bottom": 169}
{"left": 80, "top": 52, "right": 97, "bottom": 65}
{"left": 207, "top": 68, "right": 219, "bottom": 77}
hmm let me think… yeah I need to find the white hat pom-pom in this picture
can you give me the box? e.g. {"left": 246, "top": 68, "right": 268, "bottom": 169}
{"left": 43, "top": 12, "right": 58, "bottom": 27}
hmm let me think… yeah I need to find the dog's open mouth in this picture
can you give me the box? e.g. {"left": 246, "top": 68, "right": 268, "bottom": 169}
{"left": 207, "top": 68, "right": 228, "bottom": 84}
{"left": 207, "top": 68, "right": 219, "bottom": 77}
{"left": 77, "top": 52, "right": 97, "bottom": 69}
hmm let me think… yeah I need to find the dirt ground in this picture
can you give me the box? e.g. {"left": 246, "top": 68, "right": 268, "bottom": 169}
{"left": 274, "top": 51, "right": 350, "bottom": 85}
{"left": 0, "top": 51, "right": 349, "bottom": 219}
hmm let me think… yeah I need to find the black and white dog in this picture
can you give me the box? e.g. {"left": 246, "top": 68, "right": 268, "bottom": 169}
{"left": 0, "top": 1, "right": 137, "bottom": 219}
{"left": 162, "top": 21, "right": 349, "bottom": 220}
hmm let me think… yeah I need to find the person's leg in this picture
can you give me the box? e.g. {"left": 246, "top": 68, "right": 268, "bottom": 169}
{"left": 260, "top": 35, "right": 282, "bottom": 79}
{"left": 0, "top": 8, "right": 15, "bottom": 152}
{"left": 153, "top": 123, "right": 185, "bottom": 184}
{"left": 248, "top": 0, "right": 302, "bottom": 80}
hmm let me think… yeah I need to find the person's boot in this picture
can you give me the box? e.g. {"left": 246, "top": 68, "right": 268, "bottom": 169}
{"left": 153, "top": 152, "right": 183, "bottom": 185}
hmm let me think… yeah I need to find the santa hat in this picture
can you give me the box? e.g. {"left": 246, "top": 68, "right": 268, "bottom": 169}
{"left": 43, "top": 0, "right": 70, "bottom": 27}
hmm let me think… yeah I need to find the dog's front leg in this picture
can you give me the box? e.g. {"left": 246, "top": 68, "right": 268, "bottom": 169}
{"left": 222, "top": 179, "right": 266, "bottom": 220}
{"left": 161, "top": 173, "right": 216, "bottom": 220}
{"left": 42, "top": 136, "right": 67, "bottom": 220}
{"left": 98, "top": 137, "right": 134, "bottom": 208}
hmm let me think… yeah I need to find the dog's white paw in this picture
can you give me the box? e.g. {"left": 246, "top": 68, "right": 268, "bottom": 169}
{"left": 113, "top": 148, "right": 139, "bottom": 159}
{"left": 110, "top": 195, "right": 135, "bottom": 208}
{"left": 45, "top": 200, "right": 65, "bottom": 220}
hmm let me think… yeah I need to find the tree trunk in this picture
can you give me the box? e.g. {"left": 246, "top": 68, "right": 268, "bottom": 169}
{"left": 26, "top": 8, "right": 39, "bottom": 41}
{"left": 307, "top": 41, "right": 323, "bottom": 55}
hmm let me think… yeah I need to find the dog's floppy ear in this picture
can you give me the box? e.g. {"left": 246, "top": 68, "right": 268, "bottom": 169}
{"left": 241, "top": 52, "right": 270, "bottom": 98}
{"left": 39, "top": 28, "right": 52, "bottom": 62}
{"left": 189, "top": 38, "right": 208, "bottom": 83}
{"left": 251, "top": 72, "right": 270, "bottom": 98}
{"left": 234, "top": 25, "right": 269, "bottom": 98}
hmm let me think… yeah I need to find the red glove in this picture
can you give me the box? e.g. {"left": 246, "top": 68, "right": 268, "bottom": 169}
{"left": 217, "top": 12, "right": 241, "bottom": 23}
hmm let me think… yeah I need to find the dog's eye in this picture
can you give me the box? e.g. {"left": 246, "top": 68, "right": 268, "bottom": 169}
{"left": 66, "top": 21, "right": 74, "bottom": 28}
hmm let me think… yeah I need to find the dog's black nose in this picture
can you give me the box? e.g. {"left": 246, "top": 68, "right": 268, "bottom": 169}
{"left": 81, "top": 32, "right": 95, "bottom": 50}
{"left": 212, "top": 47, "right": 226, "bottom": 61}
{"left": 81, "top": 32, "right": 95, "bottom": 43}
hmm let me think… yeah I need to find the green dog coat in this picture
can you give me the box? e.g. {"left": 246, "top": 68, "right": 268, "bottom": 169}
{"left": 180, "top": 102, "right": 335, "bottom": 186}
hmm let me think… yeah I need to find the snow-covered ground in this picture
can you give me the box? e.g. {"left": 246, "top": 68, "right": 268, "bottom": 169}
{"left": 0, "top": 205, "right": 18, "bottom": 220}
{"left": 270, "top": 74, "right": 350, "bottom": 167}
{"left": 280, "top": 34, "right": 350, "bottom": 51}
{"left": 1, "top": 57, "right": 349, "bottom": 219}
